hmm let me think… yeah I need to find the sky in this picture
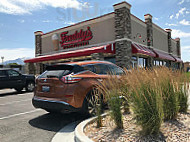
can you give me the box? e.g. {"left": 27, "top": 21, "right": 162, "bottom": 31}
{"left": 0, "top": 0, "right": 190, "bottom": 62}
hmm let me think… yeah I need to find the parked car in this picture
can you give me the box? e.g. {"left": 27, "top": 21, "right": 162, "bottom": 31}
{"left": 0, "top": 68, "right": 35, "bottom": 92}
{"left": 32, "top": 61, "right": 125, "bottom": 115}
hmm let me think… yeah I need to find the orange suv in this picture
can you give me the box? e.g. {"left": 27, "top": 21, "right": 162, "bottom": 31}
{"left": 32, "top": 61, "right": 124, "bottom": 115}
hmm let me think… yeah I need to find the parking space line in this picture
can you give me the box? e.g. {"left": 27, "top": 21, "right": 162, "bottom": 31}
{"left": 0, "top": 109, "right": 41, "bottom": 120}
{"left": 0, "top": 99, "right": 31, "bottom": 106}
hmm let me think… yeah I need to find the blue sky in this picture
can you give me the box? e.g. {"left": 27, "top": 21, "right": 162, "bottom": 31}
{"left": 0, "top": 0, "right": 190, "bottom": 62}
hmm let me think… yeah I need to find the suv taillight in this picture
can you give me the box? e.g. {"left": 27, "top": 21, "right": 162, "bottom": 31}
{"left": 61, "top": 75, "right": 82, "bottom": 84}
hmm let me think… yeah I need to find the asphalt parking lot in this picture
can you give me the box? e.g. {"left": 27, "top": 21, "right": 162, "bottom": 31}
{"left": 0, "top": 89, "right": 85, "bottom": 142}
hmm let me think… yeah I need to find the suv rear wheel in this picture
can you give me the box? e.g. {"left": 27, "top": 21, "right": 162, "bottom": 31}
{"left": 26, "top": 82, "right": 35, "bottom": 92}
{"left": 84, "top": 88, "right": 103, "bottom": 117}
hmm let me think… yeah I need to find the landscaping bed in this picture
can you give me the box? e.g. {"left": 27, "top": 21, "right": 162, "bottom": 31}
{"left": 83, "top": 67, "right": 190, "bottom": 142}
{"left": 84, "top": 111, "right": 190, "bottom": 142}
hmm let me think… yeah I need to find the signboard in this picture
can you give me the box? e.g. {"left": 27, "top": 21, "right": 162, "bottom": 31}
{"left": 60, "top": 27, "right": 93, "bottom": 49}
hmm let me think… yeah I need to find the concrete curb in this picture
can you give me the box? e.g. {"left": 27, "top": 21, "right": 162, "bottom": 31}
{"left": 51, "top": 121, "right": 80, "bottom": 142}
{"left": 74, "top": 113, "right": 108, "bottom": 142}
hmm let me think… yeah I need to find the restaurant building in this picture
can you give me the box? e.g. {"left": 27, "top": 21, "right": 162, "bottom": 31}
{"left": 24, "top": 1, "right": 183, "bottom": 75}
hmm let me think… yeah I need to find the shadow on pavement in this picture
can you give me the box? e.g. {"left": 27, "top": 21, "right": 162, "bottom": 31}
{"left": 29, "top": 112, "right": 88, "bottom": 132}
{"left": 0, "top": 90, "right": 30, "bottom": 97}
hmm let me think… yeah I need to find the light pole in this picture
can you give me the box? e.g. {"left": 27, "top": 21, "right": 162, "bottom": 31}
{"left": 1, "top": 56, "right": 4, "bottom": 65}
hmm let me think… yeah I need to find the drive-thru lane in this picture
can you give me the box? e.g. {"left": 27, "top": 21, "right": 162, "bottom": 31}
{"left": 0, "top": 89, "right": 85, "bottom": 142}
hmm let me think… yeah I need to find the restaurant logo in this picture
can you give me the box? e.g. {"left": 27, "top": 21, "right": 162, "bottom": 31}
{"left": 60, "top": 27, "right": 93, "bottom": 49}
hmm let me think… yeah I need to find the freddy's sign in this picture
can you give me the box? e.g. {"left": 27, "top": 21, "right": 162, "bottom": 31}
{"left": 60, "top": 27, "right": 93, "bottom": 49}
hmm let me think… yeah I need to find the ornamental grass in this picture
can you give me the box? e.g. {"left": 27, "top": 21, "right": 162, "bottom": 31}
{"left": 98, "top": 67, "right": 189, "bottom": 136}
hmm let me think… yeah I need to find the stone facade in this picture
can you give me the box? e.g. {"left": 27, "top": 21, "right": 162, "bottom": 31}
{"left": 35, "top": 31, "right": 43, "bottom": 56}
{"left": 34, "top": 31, "right": 43, "bottom": 75}
{"left": 144, "top": 14, "right": 153, "bottom": 47}
{"left": 114, "top": 2, "right": 132, "bottom": 69}
{"left": 165, "top": 29, "right": 172, "bottom": 54}
{"left": 91, "top": 53, "right": 104, "bottom": 60}
{"left": 175, "top": 38, "right": 181, "bottom": 58}
{"left": 144, "top": 14, "right": 154, "bottom": 67}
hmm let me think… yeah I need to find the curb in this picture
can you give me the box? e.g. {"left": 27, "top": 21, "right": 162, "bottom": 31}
{"left": 51, "top": 121, "right": 80, "bottom": 142}
{"left": 74, "top": 113, "right": 108, "bottom": 142}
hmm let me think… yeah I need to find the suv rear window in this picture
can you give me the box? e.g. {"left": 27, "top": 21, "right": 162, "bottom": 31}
{"left": 39, "top": 64, "right": 84, "bottom": 78}
{"left": 40, "top": 70, "right": 71, "bottom": 78}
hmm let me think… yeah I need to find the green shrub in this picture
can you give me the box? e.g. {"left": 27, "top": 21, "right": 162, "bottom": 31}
{"left": 177, "top": 85, "right": 189, "bottom": 113}
{"left": 162, "top": 80, "right": 179, "bottom": 120}
{"left": 130, "top": 84, "right": 163, "bottom": 135}
{"left": 108, "top": 90, "right": 123, "bottom": 129}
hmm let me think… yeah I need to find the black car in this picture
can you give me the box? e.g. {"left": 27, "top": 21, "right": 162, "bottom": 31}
{"left": 0, "top": 68, "right": 35, "bottom": 92}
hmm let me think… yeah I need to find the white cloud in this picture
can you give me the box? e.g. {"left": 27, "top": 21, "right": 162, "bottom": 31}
{"left": 154, "top": 17, "right": 159, "bottom": 21}
{"left": 169, "top": 15, "right": 174, "bottom": 19}
{"left": 165, "top": 23, "right": 178, "bottom": 26}
{"left": 175, "top": 7, "right": 186, "bottom": 19}
{"left": 64, "top": 21, "right": 75, "bottom": 25}
{"left": 18, "top": 19, "right": 25, "bottom": 23}
{"left": 182, "top": 46, "right": 190, "bottom": 50}
{"left": 0, "top": 48, "right": 34, "bottom": 61}
{"left": 42, "top": 20, "right": 51, "bottom": 23}
{"left": 178, "top": 0, "right": 185, "bottom": 5}
{"left": 186, "top": 11, "right": 190, "bottom": 14}
{"left": 0, "top": 0, "right": 88, "bottom": 15}
{"left": 172, "top": 29, "right": 190, "bottom": 38}
{"left": 179, "top": 19, "right": 190, "bottom": 25}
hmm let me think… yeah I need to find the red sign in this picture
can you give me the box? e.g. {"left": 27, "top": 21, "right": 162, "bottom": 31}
{"left": 60, "top": 27, "right": 93, "bottom": 49}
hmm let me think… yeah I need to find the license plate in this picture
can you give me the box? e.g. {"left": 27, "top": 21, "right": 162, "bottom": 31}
{"left": 42, "top": 86, "right": 50, "bottom": 92}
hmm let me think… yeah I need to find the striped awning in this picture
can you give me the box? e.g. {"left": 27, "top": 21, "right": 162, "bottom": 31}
{"left": 132, "top": 43, "right": 156, "bottom": 57}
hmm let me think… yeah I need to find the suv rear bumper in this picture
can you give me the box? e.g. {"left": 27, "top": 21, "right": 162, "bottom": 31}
{"left": 32, "top": 96, "right": 81, "bottom": 113}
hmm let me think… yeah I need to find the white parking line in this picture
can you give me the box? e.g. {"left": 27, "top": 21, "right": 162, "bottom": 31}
{"left": 0, "top": 109, "right": 41, "bottom": 120}
{"left": 0, "top": 99, "right": 31, "bottom": 106}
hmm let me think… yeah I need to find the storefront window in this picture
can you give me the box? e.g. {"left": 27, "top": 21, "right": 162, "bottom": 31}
{"left": 138, "top": 58, "right": 147, "bottom": 68}
{"left": 131, "top": 56, "right": 137, "bottom": 68}
{"left": 160, "top": 61, "right": 163, "bottom": 66}
{"left": 156, "top": 60, "right": 160, "bottom": 66}
{"left": 163, "top": 61, "right": 166, "bottom": 66}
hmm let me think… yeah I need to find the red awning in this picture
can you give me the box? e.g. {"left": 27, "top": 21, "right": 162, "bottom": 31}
{"left": 153, "top": 50, "right": 175, "bottom": 61}
{"left": 24, "top": 44, "right": 115, "bottom": 63}
{"left": 132, "top": 43, "right": 156, "bottom": 57}
{"left": 173, "top": 57, "right": 183, "bottom": 62}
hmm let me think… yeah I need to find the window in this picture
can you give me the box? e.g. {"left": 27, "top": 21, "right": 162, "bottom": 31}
{"left": 0, "top": 70, "right": 6, "bottom": 77}
{"left": 131, "top": 56, "right": 137, "bottom": 68}
{"left": 83, "top": 65, "right": 95, "bottom": 73}
{"left": 83, "top": 64, "right": 110, "bottom": 75}
{"left": 7, "top": 70, "right": 20, "bottom": 77}
{"left": 138, "top": 58, "right": 147, "bottom": 68}
{"left": 108, "top": 64, "right": 125, "bottom": 75}
{"left": 93, "top": 64, "right": 110, "bottom": 75}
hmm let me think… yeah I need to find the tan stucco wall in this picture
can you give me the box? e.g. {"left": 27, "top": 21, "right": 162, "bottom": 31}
{"left": 131, "top": 15, "right": 147, "bottom": 46}
{"left": 152, "top": 24, "right": 168, "bottom": 53}
{"left": 41, "top": 14, "right": 115, "bottom": 55}
{"left": 171, "top": 39, "right": 177, "bottom": 56}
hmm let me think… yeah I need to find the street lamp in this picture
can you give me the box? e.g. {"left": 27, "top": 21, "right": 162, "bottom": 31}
{"left": 1, "top": 56, "right": 4, "bottom": 65}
